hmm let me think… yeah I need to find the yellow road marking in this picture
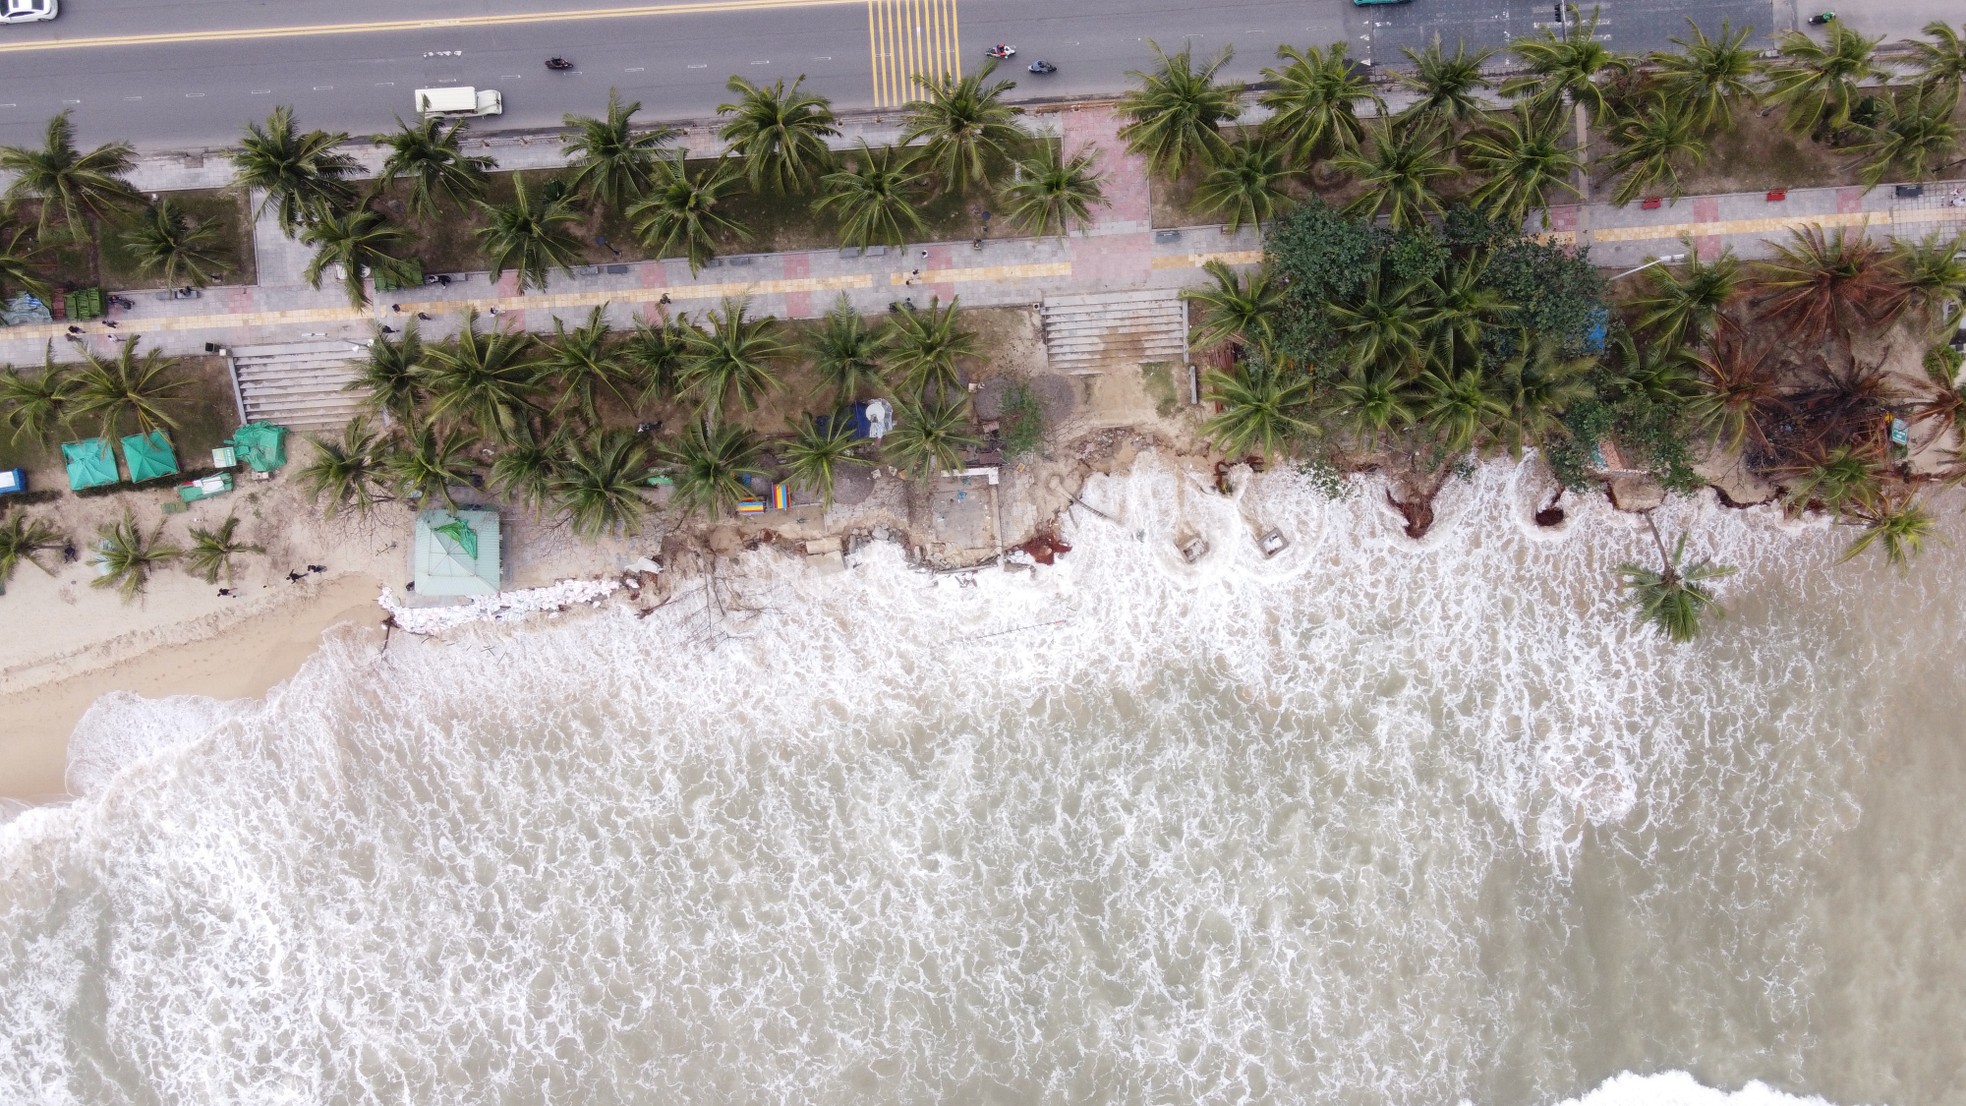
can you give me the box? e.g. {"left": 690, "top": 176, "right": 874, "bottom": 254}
{"left": 887, "top": 261, "right": 1068, "bottom": 285}
{"left": 867, "top": 0, "right": 961, "bottom": 108}
{"left": 0, "top": 0, "right": 869, "bottom": 53}
{"left": 1152, "top": 250, "right": 1262, "bottom": 271}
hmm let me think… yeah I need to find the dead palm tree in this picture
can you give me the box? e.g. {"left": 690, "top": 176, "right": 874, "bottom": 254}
{"left": 716, "top": 74, "right": 839, "bottom": 192}
{"left": 562, "top": 89, "right": 675, "bottom": 213}
{"left": 90, "top": 511, "right": 181, "bottom": 603}
{"left": 1756, "top": 225, "right": 1905, "bottom": 345}
{"left": 1682, "top": 328, "right": 1788, "bottom": 453}
{"left": 183, "top": 515, "right": 264, "bottom": 585}
{"left": 1116, "top": 41, "right": 1243, "bottom": 178}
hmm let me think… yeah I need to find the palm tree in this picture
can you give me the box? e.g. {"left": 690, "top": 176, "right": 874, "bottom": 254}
{"left": 562, "top": 89, "right": 675, "bottom": 213}
{"left": 417, "top": 311, "right": 542, "bottom": 443}
{"left": 1889, "top": 229, "right": 1966, "bottom": 333}
{"left": 0, "top": 349, "right": 74, "bottom": 446}
{"left": 625, "top": 315, "right": 688, "bottom": 409}
{"left": 489, "top": 423, "right": 568, "bottom": 518}
{"left": 1329, "top": 272, "right": 1435, "bottom": 369}
{"left": 885, "top": 297, "right": 977, "bottom": 397}
{"left": 90, "top": 512, "right": 180, "bottom": 603}
{"left": 1910, "top": 20, "right": 1966, "bottom": 95}
{"left": 374, "top": 115, "right": 494, "bottom": 218}
{"left": 1763, "top": 23, "right": 1886, "bottom": 137}
{"left": 665, "top": 421, "right": 765, "bottom": 518}
{"left": 1459, "top": 103, "right": 1583, "bottom": 226}
{"left": 883, "top": 396, "right": 979, "bottom": 482}
{"left": 384, "top": 422, "right": 477, "bottom": 509}
{"left": 1333, "top": 362, "right": 1415, "bottom": 448}
{"left": 297, "top": 417, "right": 394, "bottom": 517}
{"left": 475, "top": 173, "right": 584, "bottom": 293}
{"left": 806, "top": 295, "right": 889, "bottom": 406}
{"left": 899, "top": 60, "right": 1026, "bottom": 192}
{"left": 1396, "top": 36, "right": 1496, "bottom": 126}
{"left": 1336, "top": 122, "right": 1453, "bottom": 228}
{"left": 717, "top": 75, "right": 838, "bottom": 192}
{"left": 1259, "top": 42, "right": 1383, "bottom": 164}
{"left": 1756, "top": 225, "right": 1904, "bottom": 345}
{"left": 299, "top": 206, "right": 417, "bottom": 308}
{"left": 1501, "top": 5, "right": 1628, "bottom": 122}
{"left": 1193, "top": 138, "right": 1292, "bottom": 233}
{"left": 1415, "top": 358, "right": 1506, "bottom": 455}
{"left": 998, "top": 142, "right": 1106, "bottom": 237}
{"left": 0, "top": 221, "right": 51, "bottom": 302}
{"left": 1629, "top": 245, "right": 1744, "bottom": 346}
{"left": 1841, "top": 493, "right": 1939, "bottom": 568}
{"left": 67, "top": 340, "right": 187, "bottom": 437}
{"left": 1618, "top": 517, "right": 1735, "bottom": 644}
{"left": 679, "top": 296, "right": 786, "bottom": 421}
{"left": 782, "top": 413, "right": 870, "bottom": 505}
{"left": 1601, "top": 98, "right": 1709, "bottom": 206}
{"left": 815, "top": 143, "right": 930, "bottom": 250}
{"left": 121, "top": 199, "right": 229, "bottom": 288}
{"left": 1489, "top": 335, "right": 1597, "bottom": 456}
{"left": 1850, "top": 82, "right": 1961, "bottom": 188}
{"left": 1181, "top": 259, "right": 1281, "bottom": 351}
{"left": 231, "top": 105, "right": 360, "bottom": 234}
{"left": 1200, "top": 362, "right": 1315, "bottom": 459}
{"left": 347, "top": 322, "right": 425, "bottom": 425}
{"left": 183, "top": 515, "right": 264, "bottom": 585}
{"left": 0, "top": 109, "right": 143, "bottom": 245}
{"left": 543, "top": 305, "right": 631, "bottom": 428}
{"left": 628, "top": 152, "right": 749, "bottom": 274}
{"left": 1683, "top": 330, "right": 1787, "bottom": 452}
{"left": 1116, "top": 41, "right": 1243, "bottom": 178}
{"left": 1781, "top": 443, "right": 1884, "bottom": 515}
{"left": 1650, "top": 19, "right": 1760, "bottom": 135}
{"left": 0, "top": 513, "right": 65, "bottom": 592}
{"left": 551, "top": 429, "right": 651, "bottom": 537}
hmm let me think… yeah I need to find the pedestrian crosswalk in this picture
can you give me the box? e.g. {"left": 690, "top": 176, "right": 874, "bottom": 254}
{"left": 865, "top": 0, "right": 962, "bottom": 108}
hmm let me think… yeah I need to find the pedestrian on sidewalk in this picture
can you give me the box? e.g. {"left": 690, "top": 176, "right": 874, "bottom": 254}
{"left": 390, "top": 303, "right": 402, "bottom": 313}
{"left": 103, "top": 320, "right": 118, "bottom": 329}
{"left": 380, "top": 325, "right": 397, "bottom": 334}
{"left": 920, "top": 249, "right": 929, "bottom": 259}
{"left": 65, "top": 325, "right": 81, "bottom": 334}
{"left": 488, "top": 306, "right": 501, "bottom": 315}
{"left": 659, "top": 293, "right": 671, "bottom": 305}
{"left": 971, "top": 239, "right": 983, "bottom": 250}
{"left": 416, "top": 312, "right": 433, "bottom": 321}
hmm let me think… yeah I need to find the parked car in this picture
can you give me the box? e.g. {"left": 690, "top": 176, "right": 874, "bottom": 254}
{"left": 0, "top": 0, "right": 58, "bottom": 23}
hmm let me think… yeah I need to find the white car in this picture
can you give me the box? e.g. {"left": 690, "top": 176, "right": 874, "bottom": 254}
{"left": 0, "top": 0, "right": 58, "bottom": 22}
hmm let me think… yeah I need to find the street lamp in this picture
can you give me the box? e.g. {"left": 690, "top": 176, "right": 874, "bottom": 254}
{"left": 1609, "top": 252, "right": 1687, "bottom": 281}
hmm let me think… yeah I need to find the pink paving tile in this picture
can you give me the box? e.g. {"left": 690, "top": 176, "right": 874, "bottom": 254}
{"left": 1544, "top": 205, "right": 1580, "bottom": 232}
{"left": 1067, "top": 231, "right": 1155, "bottom": 286}
{"left": 781, "top": 253, "right": 812, "bottom": 318}
{"left": 1694, "top": 235, "right": 1723, "bottom": 262}
{"left": 1056, "top": 105, "right": 1152, "bottom": 228}
{"left": 1693, "top": 197, "right": 1719, "bottom": 223}
{"left": 1837, "top": 187, "right": 1866, "bottom": 214}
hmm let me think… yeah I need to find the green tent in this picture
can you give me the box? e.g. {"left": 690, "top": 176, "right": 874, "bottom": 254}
{"left": 121, "top": 430, "right": 180, "bottom": 483}
{"left": 413, "top": 509, "right": 501, "bottom": 596}
{"left": 61, "top": 438, "right": 119, "bottom": 490}
{"left": 226, "top": 422, "right": 289, "bottom": 472}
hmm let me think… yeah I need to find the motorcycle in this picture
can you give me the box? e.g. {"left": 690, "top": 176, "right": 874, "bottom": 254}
{"left": 545, "top": 57, "right": 575, "bottom": 70}
{"left": 985, "top": 44, "right": 1015, "bottom": 59}
{"left": 1807, "top": 11, "right": 1834, "bottom": 24}
{"left": 1028, "top": 60, "right": 1057, "bottom": 74}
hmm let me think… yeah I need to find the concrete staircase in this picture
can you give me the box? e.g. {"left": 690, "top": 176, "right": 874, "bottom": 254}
{"left": 226, "top": 340, "right": 369, "bottom": 433}
{"left": 1040, "top": 290, "right": 1188, "bottom": 373}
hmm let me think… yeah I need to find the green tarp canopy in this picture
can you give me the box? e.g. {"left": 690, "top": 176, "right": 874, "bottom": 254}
{"left": 121, "top": 430, "right": 179, "bottom": 483}
{"left": 413, "top": 509, "right": 501, "bottom": 596}
{"left": 63, "top": 287, "right": 105, "bottom": 321}
{"left": 61, "top": 438, "right": 119, "bottom": 490}
{"left": 226, "top": 422, "right": 289, "bottom": 472}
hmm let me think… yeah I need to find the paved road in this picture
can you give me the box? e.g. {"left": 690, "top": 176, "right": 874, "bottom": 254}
{"left": 0, "top": 0, "right": 1947, "bottom": 152}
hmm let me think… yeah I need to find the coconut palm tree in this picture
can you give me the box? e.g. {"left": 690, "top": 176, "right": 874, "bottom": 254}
{"left": 1333, "top": 361, "right": 1416, "bottom": 449}
{"left": 1629, "top": 245, "right": 1744, "bottom": 346}
{"left": 1181, "top": 259, "right": 1282, "bottom": 351}
{"left": 1116, "top": 41, "right": 1243, "bottom": 178}
{"left": 883, "top": 396, "right": 979, "bottom": 482}
{"left": 417, "top": 311, "right": 543, "bottom": 443}
{"left": 1396, "top": 36, "right": 1496, "bottom": 127}
{"left": 1426, "top": 258, "right": 1509, "bottom": 348}
{"left": 1489, "top": 334, "right": 1597, "bottom": 456}
{"left": 1415, "top": 357, "right": 1507, "bottom": 455}
{"left": 121, "top": 199, "right": 229, "bottom": 288}
{"left": 885, "top": 296, "right": 977, "bottom": 397}
{"left": 562, "top": 89, "right": 675, "bottom": 213}
{"left": 717, "top": 74, "right": 839, "bottom": 192}
{"left": 67, "top": 339, "right": 187, "bottom": 437}
{"left": 1459, "top": 103, "right": 1583, "bottom": 226}
{"left": 0, "top": 222, "right": 51, "bottom": 302}
{"left": 1259, "top": 42, "right": 1383, "bottom": 164}
{"left": 1683, "top": 329, "right": 1787, "bottom": 452}
{"left": 1649, "top": 19, "right": 1760, "bottom": 135}
{"left": 90, "top": 512, "right": 180, "bottom": 603}
{"left": 679, "top": 296, "right": 787, "bottom": 421}
{"left": 665, "top": 421, "right": 764, "bottom": 518}
{"left": 997, "top": 142, "right": 1106, "bottom": 237}
{"left": 182, "top": 515, "right": 264, "bottom": 585}
{"left": 625, "top": 315, "right": 688, "bottom": 410}
{"left": 899, "top": 60, "right": 1026, "bottom": 192}
{"left": 1600, "top": 98, "right": 1709, "bottom": 205}
{"left": 542, "top": 305, "right": 631, "bottom": 428}
{"left": 1841, "top": 492, "right": 1939, "bottom": 568}
{"left": 374, "top": 115, "right": 495, "bottom": 218}
{"left": 1329, "top": 272, "right": 1436, "bottom": 369}
{"left": 0, "top": 349, "right": 74, "bottom": 446}
{"left": 1501, "top": 5, "right": 1628, "bottom": 123}
{"left": 490, "top": 423, "right": 568, "bottom": 518}
{"left": 1200, "top": 362, "right": 1315, "bottom": 459}
{"left": 806, "top": 294, "right": 889, "bottom": 406}
{"left": 1781, "top": 442, "right": 1885, "bottom": 515}
{"left": 299, "top": 206, "right": 418, "bottom": 308}
{"left": 1335, "top": 122, "right": 1453, "bottom": 228}
{"left": 815, "top": 142, "right": 930, "bottom": 250}
{"left": 383, "top": 422, "right": 476, "bottom": 509}
{"left": 1193, "top": 138, "right": 1292, "bottom": 233}
{"left": 1756, "top": 225, "right": 1904, "bottom": 345}
{"left": 1889, "top": 229, "right": 1966, "bottom": 333}
{"left": 298, "top": 417, "right": 394, "bottom": 517}
{"left": 1617, "top": 517, "right": 1734, "bottom": 644}
{"left": 475, "top": 174, "right": 584, "bottom": 293}
{"left": 551, "top": 429, "right": 650, "bottom": 537}
{"left": 1849, "top": 82, "right": 1962, "bottom": 188}
{"left": 0, "top": 109, "right": 143, "bottom": 245}
{"left": 783, "top": 412, "right": 870, "bottom": 505}
{"left": 1910, "top": 20, "right": 1966, "bottom": 95}
{"left": 0, "top": 513, "right": 65, "bottom": 592}
{"left": 347, "top": 322, "right": 425, "bottom": 425}
{"left": 231, "top": 105, "right": 360, "bottom": 234}
{"left": 1763, "top": 23, "right": 1886, "bottom": 138}
{"left": 628, "top": 152, "right": 749, "bottom": 274}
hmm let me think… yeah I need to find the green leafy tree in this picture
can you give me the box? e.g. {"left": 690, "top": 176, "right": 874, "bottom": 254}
{"left": 806, "top": 295, "right": 889, "bottom": 406}
{"left": 1910, "top": 20, "right": 1966, "bottom": 94}
{"left": 666, "top": 422, "right": 764, "bottom": 518}
{"left": 1200, "top": 363, "right": 1314, "bottom": 459}
{"left": 629, "top": 153, "right": 749, "bottom": 274}
{"left": 883, "top": 396, "right": 979, "bottom": 483}
{"left": 1333, "top": 361, "right": 1416, "bottom": 448}
{"left": 121, "top": 200, "right": 228, "bottom": 288}
{"left": 885, "top": 296, "right": 977, "bottom": 398}
{"left": 231, "top": 105, "right": 359, "bottom": 234}
{"left": 91, "top": 512, "right": 180, "bottom": 603}
{"left": 417, "top": 311, "right": 542, "bottom": 443}
{"left": 562, "top": 89, "right": 675, "bottom": 213}
{"left": 1781, "top": 443, "right": 1885, "bottom": 515}
{"left": 717, "top": 75, "right": 838, "bottom": 192}
{"left": 1488, "top": 334, "right": 1597, "bottom": 456}
{"left": 0, "top": 513, "right": 65, "bottom": 593}
{"left": 1841, "top": 493, "right": 1939, "bottom": 568}
{"left": 385, "top": 423, "right": 477, "bottom": 509}
{"left": 1501, "top": 5, "right": 1628, "bottom": 122}
{"left": 68, "top": 340, "right": 187, "bottom": 437}
{"left": 1459, "top": 103, "right": 1583, "bottom": 226}
{"left": 1415, "top": 358, "right": 1507, "bottom": 454}
{"left": 552, "top": 429, "right": 651, "bottom": 537}
{"left": 1889, "top": 229, "right": 1966, "bottom": 333}
{"left": 1259, "top": 42, "right": 1383, "bottom": 164}
{"left": 348, "top": 322, "right": 425, "bottom": 425}
{"left": 1336, "top": 122, "right": 1453, "bottom": 228}
{"left": 1649, "top": 19, "right": 1760, "bottom": 135}
{"left": 490, "top": 424, "right": 567, "bottom": 518}
{"left": 1396, "top": 36, "right": 1496, "bottom": 126}
{"left": 475, "top": 174, "right": 584, "bottom": 293}
{"left": 1849, "top": 82, "right": 1961, "bottom": 188}
{"left": 297, "top": 417, "right": 394, "bottom": 517}
{"left": 374, "top": 115, "right": 494, "bottom": 218}
{"left": 1629, "top": 245, "right": 1744, "bottom": 346}
{"left": 815, "top": 143, "right": 929, "bottom": 250}
{"left": 183, "top": 515, "right": 263, "bottom": 585}
{"left": 300, "top": 206, "right": 418, "bottom": 308}
{"left": 783, "top": 412, "right": 870, "bottom": 505}
{"left": 1116, "top": 41, "right": 1243, "bottom": 178}
{"left": 1181, "top": 259, "right": 1281, "bottom": 351}
{"left": 899, "top": 60, "right": 1025, "bottom": 192}
{"left": 998, "top": 143, "right": 1106, "bottom": 237}
{"left": 679, "top": 296, "right": 787, "bottom": 421}
{"left": 0, "top": 349, "right": 74, "bottom": 446}
{"left": 1618, "top": 518, "right": 1735, "bottom": 644}
{"left": 1763, "top": 23, "right": 1886, "bottom": 137}
{"left": 0, "top": 222, "right": 51, "bottom": 302}
{"left": 0, "top": 109, "right": 143, "bottom": 245}
{"left": 1193, "top": 138, "right": 1291, "bottom": 233}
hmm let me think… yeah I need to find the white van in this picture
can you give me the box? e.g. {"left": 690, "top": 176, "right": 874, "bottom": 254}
{"left": 414, "top": 87, "right": 503, "bottom": 119}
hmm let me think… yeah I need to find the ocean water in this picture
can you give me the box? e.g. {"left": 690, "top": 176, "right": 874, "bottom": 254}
{"left": 2, "top": 454, "right": 1961, "bottom": 1106}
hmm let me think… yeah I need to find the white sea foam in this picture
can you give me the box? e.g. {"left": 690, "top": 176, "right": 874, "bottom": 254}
{"left": 0, "top": 454, "right": 1947, "bottom": 1105}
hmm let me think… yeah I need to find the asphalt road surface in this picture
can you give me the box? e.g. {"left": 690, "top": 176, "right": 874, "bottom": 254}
{"left": 0, "top": 0, "right": 1947, "bottom": 153}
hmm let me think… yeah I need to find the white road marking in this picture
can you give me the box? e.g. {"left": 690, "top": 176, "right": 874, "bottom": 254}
{"left": 687, "top": 62, "right": 708, "bottom": 68}
{"left": 123, "top": 95, "right": 142, "bottom": 101}
{"left": 313, "top": 85, "right": 334, "bottom": 90}
{"left": 252, "top": 88, "right": 273, "bottom": 93}
{"left": 62, "top": 98, "right": 81, "bottom": 104}
{"left": 185, "top": 92, "right": 204, "bottom": 98}
{"left": 626, "top": 65, "right": 645, "bottom": 71}
{"left": 373, "top": 81, "right": 395, "bottom": 86}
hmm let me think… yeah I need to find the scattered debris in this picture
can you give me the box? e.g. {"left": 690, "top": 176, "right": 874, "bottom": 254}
{"left": 1258, "top": 528, "right": 1288, "bottom": 558}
